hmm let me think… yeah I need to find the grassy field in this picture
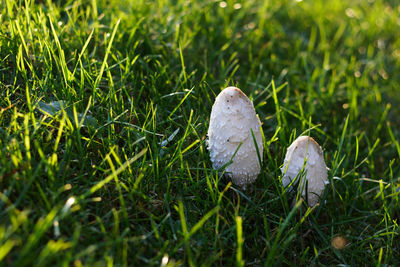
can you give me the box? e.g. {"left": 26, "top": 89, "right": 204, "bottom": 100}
{"left": 1, "top": 0, "right": 400, "bottom": 265}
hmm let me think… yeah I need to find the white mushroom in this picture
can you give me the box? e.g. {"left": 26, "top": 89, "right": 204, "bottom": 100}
{"left": 281, "top": 136, "right": 328, "bottom": 206}
{"left": 207, "top": 87, "right": 263, "bottom": 187}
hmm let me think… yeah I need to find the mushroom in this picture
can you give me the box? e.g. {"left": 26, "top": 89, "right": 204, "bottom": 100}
{"left": 281, "top": 136, "right": 328, "bottom": 206}
{"left": 207, "top": 87, "right": 263, "bottom": 187}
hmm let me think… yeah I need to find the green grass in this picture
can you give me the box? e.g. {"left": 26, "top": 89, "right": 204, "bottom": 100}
{"left": 1, "top": 0, "right": 400, "bottom": 265}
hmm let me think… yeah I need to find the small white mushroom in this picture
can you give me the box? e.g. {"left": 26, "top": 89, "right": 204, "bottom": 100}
{"left": 281, "top": 136, "right": 328, "bottom": 206}
{"left": 207, "top": 87, "right": 263, "bottom": 187}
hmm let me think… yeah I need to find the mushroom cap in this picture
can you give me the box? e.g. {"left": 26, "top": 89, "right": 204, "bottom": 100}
{"left": 207, "top": 87, "right": 263, "bottom": 186}
{"left": 281, "top": 136, "right": 328, "bottom": 206}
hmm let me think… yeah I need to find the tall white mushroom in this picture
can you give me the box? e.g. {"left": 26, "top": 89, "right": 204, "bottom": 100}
{"left": 207, "top": 87, "right": 263, "bottom": 187}
{"left": 281, "top": 136, "right": 328, "bottom": 206}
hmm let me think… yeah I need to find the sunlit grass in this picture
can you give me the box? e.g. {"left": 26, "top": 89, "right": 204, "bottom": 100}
{"left": 0, "top": 0, "right": 399, "bottom": 265}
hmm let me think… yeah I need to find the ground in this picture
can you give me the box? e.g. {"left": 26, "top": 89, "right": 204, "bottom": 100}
{"left": 0, "top": 0, "right": 399, "bottom": 266}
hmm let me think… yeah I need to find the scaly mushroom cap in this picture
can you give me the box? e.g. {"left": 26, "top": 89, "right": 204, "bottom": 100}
{"left": 207, "top": 87, "right": 263, "bottom": 187}
{"left": 281, "top": 136, "right": 328, "bottom": 206}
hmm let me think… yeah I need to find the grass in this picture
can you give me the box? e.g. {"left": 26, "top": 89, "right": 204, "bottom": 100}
{"left": 1, "top": 0, "right": 400, "bottom": 265}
